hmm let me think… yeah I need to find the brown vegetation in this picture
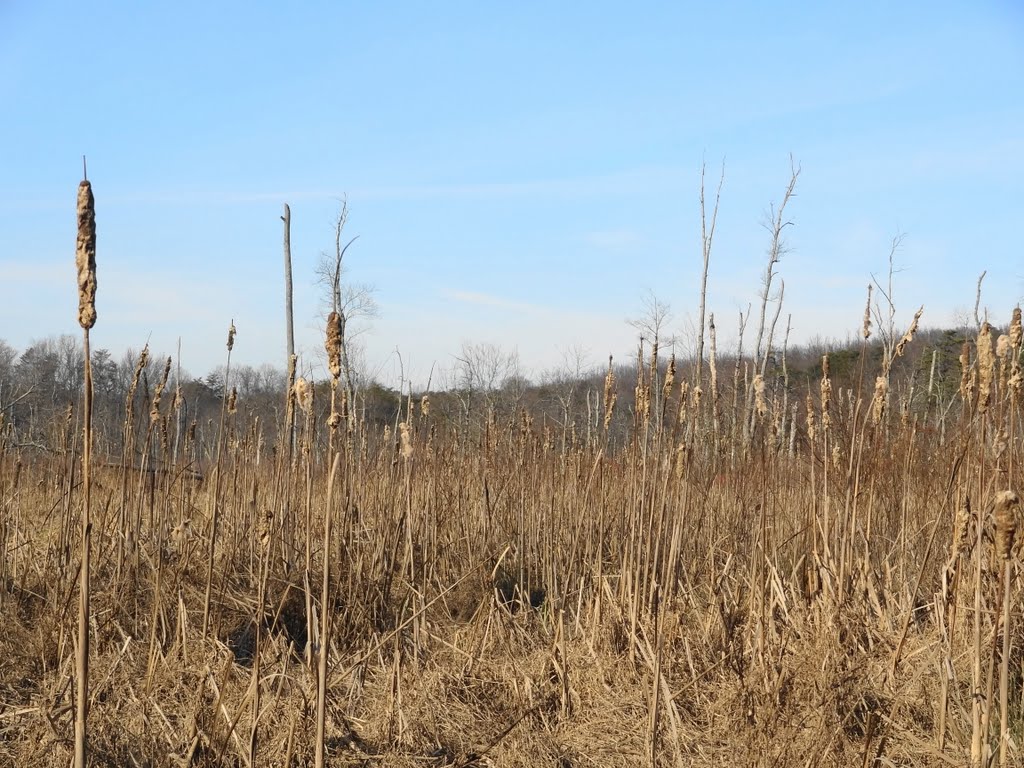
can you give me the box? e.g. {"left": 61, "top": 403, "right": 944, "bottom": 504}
{"left": 0, "top": 177, "right": 1022, "bottom": 767}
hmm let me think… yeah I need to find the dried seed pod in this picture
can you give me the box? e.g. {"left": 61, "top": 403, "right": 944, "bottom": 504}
{"left": 326, "top": 311, "right": 342, "bottom": 381}
{"left": 871, "top": 376, "right": 888, "bottom": 425}
{"left": 294, "top": 377, "right": 311, "bottom": 415}
{"left": 76, "top": 179, "right": 97, "bottom": 330}
{"left": 753, "top": 374, "right": 767, "bottom": 419}
{"left": 994, "top": 491, "right": 1020, "bottom": 561}
{"left": 977, "top": 323, "right": 994, "bottom": 413}
{"left": 602, "top": 357, "right": 616, "bottom": 431}
{"left": 895, "top": 306, "right": 923, "bottom": 358}
{"left": 1010, "top": 307, "right": 1022, "bottom": 351}
{"left": 862, "top": 285, "right": 873, "bottom": 340}
{"left": 399, "top": 421, "right": 413, "bottom": 459}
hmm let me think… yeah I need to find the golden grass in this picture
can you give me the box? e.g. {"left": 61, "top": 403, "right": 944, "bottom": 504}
{"left": 0, "top": 181, "right": 1022, "bottom": 767}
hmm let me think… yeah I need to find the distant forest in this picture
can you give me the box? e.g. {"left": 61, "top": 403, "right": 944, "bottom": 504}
{"left": 0, "top": 322, "right": 988, "bottom": 466}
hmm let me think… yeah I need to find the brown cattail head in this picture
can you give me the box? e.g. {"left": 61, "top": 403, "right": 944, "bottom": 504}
{"left": 959, "top": 342, "right": 973, "bottom": 403}
{"left": 820, "top": 355, "right": 832, "bottom": 431}
{"left": 227, "top": 387, "right": 237, "bottom": 415}
{"left": 895, "top": 306, "right": 924, "bottom": 358}
{"left": 227, "top": 321, "right": 236, "bottom": 352}
{"left": 326, "top": 311, "right": 342, "bottom": 381}
{"left": 293, "top": 376, "right": 311, "bottom": 415}
{"left": 862, "top": 284, "right": 873, "bottom": 340}
{"left": 805, "top": 391, "right": 817, "bottom": 442}
{"left": 399, "top": 421, "right": 413, "bottom": 459}
{"left": 420, "top": 394, "right": 431, "bottom": 419}
{"left": 1010, "top": 307, "right": 1022, "bottom": 351}
{"left": 76, "top": 180, "right": 97, "bottom": 330}
{"left": 602, "top": 356, "right": 617, "bottom": 431}
{"left": 753, "top": 374, "right": 767, "bottom": 419}
{"left": 662, "top": 354, "right": 676, "bottom": 409}
{"left": 977, "top": 322, "right": 994, "bottom": 413}
{"left": 871, "top": 376, "right": 888, "bottom": 425}
{"left": 996, "top": 334, "right": 1011, "bottom": 360}
{"left": 994, "top": 490, "right": 1019, "bottom": 560}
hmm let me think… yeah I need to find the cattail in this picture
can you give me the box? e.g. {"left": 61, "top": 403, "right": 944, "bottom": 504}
{"left": 996, "top": 334, "right": 1011, "bottom": 360}
{"left": 895, "top": 306, "right": 924, "bottom": 358}
{"left": 399, "top": 421, "right": 414, "bottom": 459}
{"left": 977, "top": 322, "right": 994, "bottom": 413}
{"left": 820, "top": 355, "right": 832, "bottom": 432}
{"left": 805, "top": 392, "right": 817, "bottom": 443}
{"left": 326, "top": 311, "right": 342, "bottom": 381}
{"left": 753, "top": 374, "right": 767, "bottom": 419}
{"left": 227, "top": 387, "right": 237, "bottom": 415}
{"left": 293, "top": 377, "right": 310, "bottom": 415}
{"left": 871, "top": 376, "right": 888, "bottom": 425}
{"left": 996, "top": 334, "right": 1012, "bottom": 391}
{"left": 862, "top": 284, "right": 872, "bottom": 340}
{"left": 677, "top": 381, "right": 690, "bottom": 428}
{"left": 420, "top": 394, "right": 431, "bottom": 419}
{"left": 674, "top": 442, "right": 687, "bottom": 480}
{"left": 662, "top": 355, "right": 676, "bottom": 412}
{"left": 708, "top": 313, "right": 719, "bottom": 399}
{"left": 227, "top": 321, "right": 236, "bottom": 352}
{"left": 150, "top": 357, "right": 172, "bottom": 424}
{"left": 76, "top": 180, "right": 97, "bottom": 330}
{"left": 602, "top": 357, "right": 617, "bottom": 431}
{"left": 959, "top": 342, "right": 974, "bottom": 404}
{"left": 994, "top": 491, "right": 1019, "bottom": 561}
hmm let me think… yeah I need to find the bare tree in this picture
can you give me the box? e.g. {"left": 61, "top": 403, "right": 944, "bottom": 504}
{"left": 452, "top": 341, "right": 521, "bottom": 432}
{"left": 871, "top": 232, "right": 907, "bottom": 363}
{"left": 542, "top": 344, "right": 591, "bottom": 451}
{"left": 315, "top": 199, "right": 378, "bottom": 408}
{"left": 694, "top": 159, "right": 724, "bottom": 389}
{"left": 628, "top": 291, "right": 673, "bottom": 423}
{"left": 752, "top": 157, "right": 799, "bottom": 374}
{"left": 745, "top": 159, "right": 799, "bottom": 443}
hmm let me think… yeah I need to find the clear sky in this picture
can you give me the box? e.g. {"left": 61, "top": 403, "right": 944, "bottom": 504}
{"left": 2, "top": 1, "right": 1022, "bottom": 388}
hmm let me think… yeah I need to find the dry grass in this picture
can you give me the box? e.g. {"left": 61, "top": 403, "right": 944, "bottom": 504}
{"left": 2, "top": 337, "right": 1022, "bottom": 768}
{"left": 1, "top": 184, "right": 1023, "bottom": 768}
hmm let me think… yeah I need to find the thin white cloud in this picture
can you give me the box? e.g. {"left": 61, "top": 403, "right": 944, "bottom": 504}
{"left": 442, "top": 289, "right": 542, "bottom": 314}
{"left": 582, "top": 229, "right": 644, "bottom": 250}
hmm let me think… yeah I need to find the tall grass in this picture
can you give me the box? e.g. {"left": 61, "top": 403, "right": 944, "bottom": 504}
{"left": 0, "top": 181, "right": 1021, "bottom": 767}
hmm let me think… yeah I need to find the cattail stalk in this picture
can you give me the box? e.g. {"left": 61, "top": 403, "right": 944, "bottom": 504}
{"left": 995, "top": 491, "right": 1019, "bottom": 767}
{"left": 201, "top": 320, "right": 236, "bottom": 637}
{"left": 315, "top": 453, "right": 343, "bottom": 768}
{"left": 75, "top": 168, "right": 97, "bottom": 768}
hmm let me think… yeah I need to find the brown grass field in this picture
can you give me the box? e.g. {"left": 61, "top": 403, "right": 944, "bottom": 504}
{"left": 0, "top": 181, "right": 1022, "bottom": 766}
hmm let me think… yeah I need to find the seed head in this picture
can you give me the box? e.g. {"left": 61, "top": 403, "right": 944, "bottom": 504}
{"left": 1010, "top": 307, "right": 1022, "bottom": 351}
{"left": 862, "top": 285, "right": 872, "bottom": 340}
{"left": 871, "top": 376, "right": 888, "bottom": 425}
{"left": 994, "top": 490, "right": 1020, "bottom": 561}
{"left": 293, "top": 377, "right": 311, "bottom": 415}
{"left": 895, "top": 306, "right": 923, "bottom": 358}
{"left": 753, "top": 374, "right": 767, "bottom": 419}
{"left": 76, "top": 180, "right": 97, "bottom": 330}
{"left": 977, "top": 322, "right": 994, "bottom": 413}
{"left": 326, "top": 311, "right": 343, "bottom": 381}
{"left": 399, "top": 421, "right": 414, "bottom": 459}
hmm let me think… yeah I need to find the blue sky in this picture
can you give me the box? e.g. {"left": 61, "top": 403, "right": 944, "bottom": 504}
{"left": 1, "top": 1, "right": 1022, "bottom": 388}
